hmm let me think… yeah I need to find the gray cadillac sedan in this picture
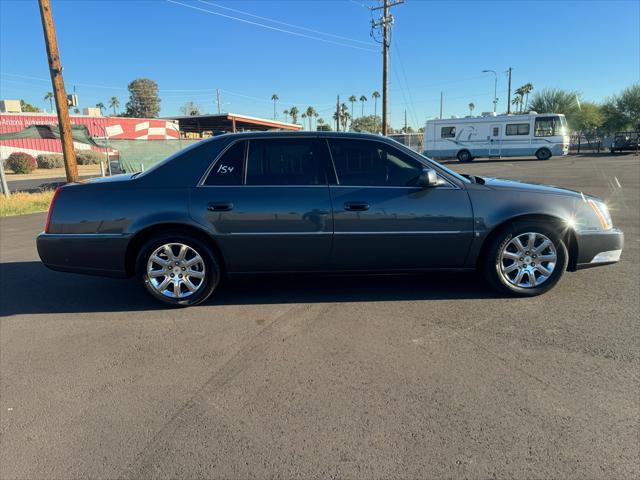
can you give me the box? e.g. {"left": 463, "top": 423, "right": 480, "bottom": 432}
{"left": 37, "top": 132, "right": 623, "bottom": 306}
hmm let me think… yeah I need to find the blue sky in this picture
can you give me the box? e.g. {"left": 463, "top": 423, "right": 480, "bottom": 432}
{"left": 1, "top": 0, "right": 638, "bottom": 128}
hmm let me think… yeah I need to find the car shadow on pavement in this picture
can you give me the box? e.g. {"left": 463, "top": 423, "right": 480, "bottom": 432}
{"left": 0, "top": 262, "right": 497, "bottom": 316}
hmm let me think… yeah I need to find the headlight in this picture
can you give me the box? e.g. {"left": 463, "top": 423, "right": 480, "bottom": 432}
{"left": 587, "top": 199, "right": 613, "bottom": 230}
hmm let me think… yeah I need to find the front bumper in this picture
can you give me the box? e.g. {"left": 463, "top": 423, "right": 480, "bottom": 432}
{"left": 574, "top": 228, "right": 624, "bottom": 270}
{"left": 37, "top": 232, "right": 131, "bottom": 278}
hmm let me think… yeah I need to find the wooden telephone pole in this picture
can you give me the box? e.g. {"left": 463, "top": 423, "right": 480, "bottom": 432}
{"left": 38, "top": 0, "right": 78, "bottom": 183}
{"left": 371, "top": 0, "right": 403, "bottom": 136}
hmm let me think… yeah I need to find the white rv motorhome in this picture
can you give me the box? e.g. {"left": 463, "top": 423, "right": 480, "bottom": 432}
{"left": 423, "top": 113, "right": 570, "bottom": 162}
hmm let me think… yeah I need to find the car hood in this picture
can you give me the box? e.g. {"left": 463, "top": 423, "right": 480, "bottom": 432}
{"left": 480, "top": 177, "right": 584, "bottom": 198}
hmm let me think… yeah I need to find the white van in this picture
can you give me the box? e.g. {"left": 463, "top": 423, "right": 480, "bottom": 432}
{"left": 423, "top": 113, "right": 570, "bottom": 162}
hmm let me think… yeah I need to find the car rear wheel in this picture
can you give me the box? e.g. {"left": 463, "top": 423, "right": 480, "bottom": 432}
{"left": 137, "top": 233, "right": 220, "bottom": 307}
{"left": 457, "top": 150, "right": 473, "bottom": 163}
{"left": 483, "top": 220, "right": 568, "bottom": 297}
{"left": 535, "top": 148, "right": 552, "bottom": 160}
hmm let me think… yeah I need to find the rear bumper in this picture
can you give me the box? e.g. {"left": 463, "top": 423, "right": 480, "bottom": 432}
{"left": 37, "top": 232, "right": 131, "bottom": 278}
{"left": 574, "top": 228, "right": 624, "bottom": 270}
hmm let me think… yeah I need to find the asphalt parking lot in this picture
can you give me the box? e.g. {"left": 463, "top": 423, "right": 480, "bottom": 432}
{"left": 1, "top": 153, "right": 638, "bottom": 479}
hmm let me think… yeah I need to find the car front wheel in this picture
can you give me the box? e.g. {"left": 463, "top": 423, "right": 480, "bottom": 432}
{"left": 483, "top": 221, "right": 568, "bottom": 297}
{"left": 137, "top": 233, "right": 220, "bottom": 306}
{"left": 535, "top": 148, "right": 552, "bottom": 160}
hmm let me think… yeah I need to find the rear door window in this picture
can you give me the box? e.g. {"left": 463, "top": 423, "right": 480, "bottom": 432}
{"left": 246, "top": 139, "right": 327, "bottom": 185}
{"left": 203, "top": 141, "right": 245, "bottom": 186}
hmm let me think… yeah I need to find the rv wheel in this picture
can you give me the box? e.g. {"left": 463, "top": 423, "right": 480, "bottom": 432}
{"left": 457, "top": 150, "right": 473, "bottom": 163}
{"left": 535, "top": 148, "right": 552, "bottom": 160}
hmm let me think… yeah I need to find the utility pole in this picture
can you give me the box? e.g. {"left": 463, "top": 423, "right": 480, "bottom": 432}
{"left": 0, "top": 157, "right": 9, "bottom": 198}
{"left": 404, "top": 109, "right": 407, "bottom": 133}
{"left": 371, "top": 0, "right": 403, "bottom": 136}
{"left": 506, "top": 67, "right": 512, "bottom": 114}
{"left": 38, "top": 0, "right": 78, "bottom": 183}
{"left": 216, "top": 88, "right": 221, "bottom": 114}
{"left": 439, "top": 91, "right": 443, "bottom": 119}
{"left": 336, "top": 94, "right": 340, "bottom": 132}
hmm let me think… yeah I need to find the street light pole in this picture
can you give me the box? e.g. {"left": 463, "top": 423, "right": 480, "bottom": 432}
{"left": 482, "top": 69, "right": 498, "bottom": 114}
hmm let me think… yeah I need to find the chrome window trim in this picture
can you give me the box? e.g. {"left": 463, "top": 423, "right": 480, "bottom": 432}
{"left": 197, "top": 134, "right": 465, "bottom": 189}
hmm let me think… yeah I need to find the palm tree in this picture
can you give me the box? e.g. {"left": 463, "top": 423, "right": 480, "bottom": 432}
{"left": 348, "top": 95, "right": 357, "bottom": 125}
{"left": 372, "top": 90, "right": 380, "bottom": 119}
{"left": 289, "top": 106, "right": 299, "bottom": 124}
{"left": 301, "top": 113, "right": 307, "bottom": 129}
{"left": 468, "top": 102, "right": 475, "bottom": 116}
{"left": 44, "top": 92, "right": 54, "bottom": 112}
{"left": 359, "top": 95, "right": 367, "bottom": 117}
{"left": 511, "top": 94, "right": 524, "bottom": 114}
{"left": 340, "top": 103, "right": 350, "bottom": 131}
{"left": 305, "top": 106, "right": 316, "bottom": 131}
{"left": 271, "top": 93, "right": 279, "bottom": 120}
{"left": 317, "top": 117, "right": 325, "bottom": 130}
{"left": 108, "top": 96, "right": 120, "bottom": 116}
{"left": 520, "top": 83, "right": 534, "bottom": 110}
{"left": 96, "top": 102, "right": 105, "bottom": 116}
{"left": 283, "top": 109, "right": 290, "bottom": 122}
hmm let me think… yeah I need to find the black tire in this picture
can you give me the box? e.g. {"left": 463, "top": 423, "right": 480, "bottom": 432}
{"left": 457, "top": 150, "right": 473, "bottom": 163}
{"left": 136, "top": 232, "right": 220, "bottom": 307}
{"left": 535, "top": 148, "right": 552, "bottom": 160}
{"left": 482, "top": 220, "right": 569, "bottom": 297}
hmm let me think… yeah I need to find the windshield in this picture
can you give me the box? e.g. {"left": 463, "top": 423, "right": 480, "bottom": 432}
{"left": 534, "top": 116, "right": 566, "bottom": 137}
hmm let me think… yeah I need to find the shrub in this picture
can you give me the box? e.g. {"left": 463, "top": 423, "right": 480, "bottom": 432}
{"left": 5, "top": 152, "right": 36, "bottom": 174}
{"left": 36, "top": 153, "right": 65, "bottom": 169}
{"left": 75, "top": 150, "right": 107, "bottom": 165}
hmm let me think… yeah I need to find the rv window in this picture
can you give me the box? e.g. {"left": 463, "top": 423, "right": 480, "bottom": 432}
{"left": 441, "top": 127, "right": 456, "bottom": 138}
{"left": 506, "top": 123, "right": 530, "bottom": 136}
{"left": 492, "top": 127, "right": 499, "bottom": 136}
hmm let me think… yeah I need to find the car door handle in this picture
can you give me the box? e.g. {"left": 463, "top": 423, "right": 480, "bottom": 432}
{"left": 344, "top": 202, "right": 370, "bottom": 211}
{"left": 207, "top": 202, "right": 234, "bottom": 212}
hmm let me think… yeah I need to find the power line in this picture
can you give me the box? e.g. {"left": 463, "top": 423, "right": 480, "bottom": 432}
{"left": 166, "top": 0, "right": 378, "bottom": 52}
{"left": 199, "top": 0, "right": 374, "bottom": 46}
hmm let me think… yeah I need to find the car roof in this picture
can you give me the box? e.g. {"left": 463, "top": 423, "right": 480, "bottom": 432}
{"left": 208, "top": 130, "right": 388, "bottom": 142}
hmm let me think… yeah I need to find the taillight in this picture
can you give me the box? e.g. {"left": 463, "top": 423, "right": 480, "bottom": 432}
{"left": 45, "top": 186, "right": 61, "bottom": 233}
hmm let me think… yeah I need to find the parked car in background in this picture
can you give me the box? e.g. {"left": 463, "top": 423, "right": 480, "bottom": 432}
{"left": 37, "top": 132, "right": 623, "bottom": 307}
{"left": 424, "top": 112, "right": 570, "bottom": 162}
{"left": 610, "top": 131, "right": 639, "bottom": 153}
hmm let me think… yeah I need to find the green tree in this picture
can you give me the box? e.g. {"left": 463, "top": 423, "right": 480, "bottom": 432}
{"left": 125, "top": 78, "right": 160, "bottom": 118}
{"left": 305, "top": 106, "right": 317, "bottom": 130}
{"left": 603, "top": 83, "right": 640, "bottom": 132}
{"left": 529, "top": 88, "right": 581, "bottom": 125}
{"left": 180, "top": 101, "right": 201, "bottom": 116}
{"left": 316, "top": 117, "right": 331, "bottom": 131}
{"left": 573, "top": 102, "right": 604, "bottom": 137}
{"left": 271, "top": 93, "right": 279, "bottom": 120}
{"left": 95, "top": 102, "right": 105, "bottom": 115}
{"left": 44, "top": 92, "right": 54, "bottom": 112}
{"left": 283, "top": 109, "right": 290, "bottom": 122}
{"left": 108, "top": 96, "right": 120, "bottom": 116}
{"left": 371, "top": 91, "right": 380, "bottom": 121}
{"left": 359, "top": 95, "right": 367, "bottom": 117}
{"left": 20, "top": 99, "right": 40, "bottom": 112}
{"left": 289, "top": 106, "right": 299, "bottom": 124}
{"left": 350, "top": 115, "right": 382, "bottom": 133}
{"left": 468, "top": 102, "right": 475, "bottom": 116}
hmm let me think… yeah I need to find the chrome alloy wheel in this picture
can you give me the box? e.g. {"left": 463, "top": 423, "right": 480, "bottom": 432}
{"left": 499, "top": 232, "right": 557, "bottom": 289}
{"left": 146, "top": 243, "right": 206, "bottom": 298}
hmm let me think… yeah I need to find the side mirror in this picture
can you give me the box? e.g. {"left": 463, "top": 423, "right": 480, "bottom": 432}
{"left": 418, "top": 167, "right": 439, "bottom": 188}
